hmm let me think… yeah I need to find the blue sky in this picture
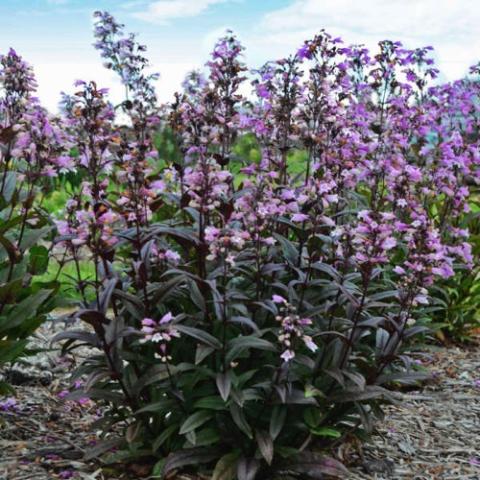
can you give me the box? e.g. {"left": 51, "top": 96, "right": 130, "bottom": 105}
{"left": 2, "top": 0, "right": 480, "bottom": 111}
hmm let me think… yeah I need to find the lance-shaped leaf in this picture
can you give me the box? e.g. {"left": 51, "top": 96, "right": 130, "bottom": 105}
{"left": 162, "top": 447, "right": 222, "bottom": 477}
{"left": 212, "top": 452, "right": 240, "bottom": 480}
{"left": 176, "top": 324, "right": 222, "bottom": 349}
{"left": 179, "top": 411, "right": 213, "bottom": 435}
{"left": 226, "top": 335, "right": 276, "bottom": 363}
{"left": 255, "top": 429, "right": 274, "bottom": 465}
{"left": 216, "top": 371, "right": 232, "bottom": 401}
{"left": 237, "top": 457, "right": 260, "bottom": 480}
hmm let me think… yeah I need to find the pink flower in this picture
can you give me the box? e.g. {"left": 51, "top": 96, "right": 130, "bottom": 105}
{"left": 59, "top": 470, "right": 75, "bottom": 479}
{"left": 0, "top": 397, "right": 17, "bottom": 411}
{"left": 164, "top": 250, "right": 180, "bottom": 264}
{"left": 281, "top": 349, "right": 295, "bottom": 362}
{"left": 291, "top": 213, "right": 309, "bottom": 222}
{"left": 159, "top": 312, "right": 173, "bottom": 324}
{"left": 303, "top": 336, "right": 318, "bottom": 352}
{"left": 272, "top": 295, "right": 286, "bottom": 304}
{"left": 57, "top": 390, "right": 69, "bottom": 399}
{"left": 381, "top": 237, "right": 397, "bottom": 250}
{"left": 263, "top": 237, "right": 276, "bottom": 245}
{"left": 151, "top": 180, "right": 165, "bottom": 191}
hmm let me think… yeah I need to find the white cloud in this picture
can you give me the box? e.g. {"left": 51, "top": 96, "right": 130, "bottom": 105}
{"left": 132, "top": 0, "right": 229, "bottom": 24}
{"left": 253, "top": 0, "right": 480, "bottom": 81}
{"left": 261, "top": 0, "right": 479, "bottom": 38}
{"left": 34, "top": 62, "right": 198, "bottom": 112}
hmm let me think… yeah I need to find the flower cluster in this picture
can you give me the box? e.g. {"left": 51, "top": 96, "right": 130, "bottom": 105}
{"left": 93, "top": 10, "right": 158, "bottom": 109}
{"left": 184, "top": 157, "right": 232, "bottom": 213}
{"left": 140, "top": 313, "right": 180, "bottom": 362}
{"left": 204, "top": 226, "right": 250, "bottom": 264}
{"left": 12, "top": 106, "right": 73, "bottom": 178}
{"left": 273, "top": 295, "right": 317, "bottom": 362}
{"left": 0, "top": 48, "right": 37, "bottom": 124}
{"left": 351, "top": 210, "right": 397, "bottom": 266}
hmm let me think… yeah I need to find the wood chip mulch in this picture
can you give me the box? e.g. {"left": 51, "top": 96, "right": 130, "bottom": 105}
{"left": 347, "top": 340, "right": 480, "bottom": 479}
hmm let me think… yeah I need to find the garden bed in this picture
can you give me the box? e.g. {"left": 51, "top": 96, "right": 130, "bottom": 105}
{"left": 1, "top": 323, "right": 479, "bottom": 480}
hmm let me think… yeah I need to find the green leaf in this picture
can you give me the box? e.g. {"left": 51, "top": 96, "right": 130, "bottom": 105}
{"left": 194, "top": 427, "right": 220, "bottom": 447}
{"left": 229, "top": 404, "right": 253, "bottom": 439}
{"left": 212, "top": 452, "right": 240, "bottom": 480}
{"left": 311, "top": 261, "right": 341, "bottom": 281}
{"left": 288, "top": 453, "right": 349, "bottom": 479}
{"left": 310, "top": 427, "right": 342, "bottom": 438}
{"left": 149, "top": 275, "right": 186, "bottom": 306}
{"left": 0, "top": 278, "right": 22, "bottom": 304}
{"left": 303, "top": 407, "right": 322, "bottom": 428}
{"left": 0, "top": 233, "right": 18, "bottom": 263}
{"left": 52, "top": 330, "right": 100, "bottom": 349}
{"left": 0, "top": 380, "right": 15, "bottom": 395}
{"left": 151, "top": 458, "right": 167, "bottom": 478}
{"left": 2, "top": 172, "right": 16, "bottom": 202}
{"left": 152, "top": 424, "right": 178, "bottom": 452}
{"left": 255, "top": 429, "right": 273, "bottom": 465}
{"left": 226, "top": 335, "right": 276, "bottom": 363}
{"left": 273, "top": 233, "right": 298, "bottom": 265}
{"left": 269, "top": 405, "right": 287, "bottom": 440}
{"left": 28, "top": 245, "right": 49, "bottom": 275}
{"left": 216, "top": 371, "right": 231, "bottom": 402}
{"left": 0, "top": 215, "right": 22, "bottom": 235}
{"left": 305, "top": 384, "right": 325, "bottom": 399}
{"left": 163, "top": 447, "right": 222, "bottom": 477}
{"left": 135, "top": 398, "right": 174, "bottom": 414}
{"left": 193, "top": 396, "right": 227, "bottom": 411}
{"left": 20, "top": 226, "right": 52, "bottom": 250}
{"left": 179, "top": 411, "right": 213, "bottom": 435}
{"left": 228, "top": 315, "right": 259, "bottom": 332}
{"left": 195, "top": 344, "right": 215, "bottom": 365}
{"left": 175, "top": 325, "right": 222, "bottom": 349}
{"left": 189, "top": 278, "right": 206, "bottom": 312}
{"left": 0, "top": 339, "right": 28, "bottom": 365}
{"left": 151, "top": 226, "right": 199, "bottom": 246}
{"left": 236, "top": 457, "right": 260, "bottom": 480}
{"left": 0, "top": 289, "right": 52, "bottom": 334}
{"left": 126, "top": 422, "right": 141, "bottom": 443}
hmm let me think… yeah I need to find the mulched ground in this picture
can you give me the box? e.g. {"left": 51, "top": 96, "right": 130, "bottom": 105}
{"left": 347, "top": 340, "right": 480, "bottom": 480}
{"left": 1, "top": 322, "right": 479, "bottom": 480}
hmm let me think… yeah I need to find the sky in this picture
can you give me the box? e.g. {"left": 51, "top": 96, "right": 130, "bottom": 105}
{"left": 1, "top": 0, "right": 480, "bottom": 111}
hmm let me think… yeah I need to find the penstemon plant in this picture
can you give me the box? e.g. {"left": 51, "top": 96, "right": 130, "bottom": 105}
{"left": 42, "top": 12, "right": 480, "bottom": 479}
{"left": 0, "top": 49, "right": 69, "bottom": 393}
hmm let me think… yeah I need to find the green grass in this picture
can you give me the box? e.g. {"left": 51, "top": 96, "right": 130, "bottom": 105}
{"left": 41, "top": 189, "right": 70, "bottom": 216}
{"left": 37, "top": 257, "right": 96, "bottom": 300}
